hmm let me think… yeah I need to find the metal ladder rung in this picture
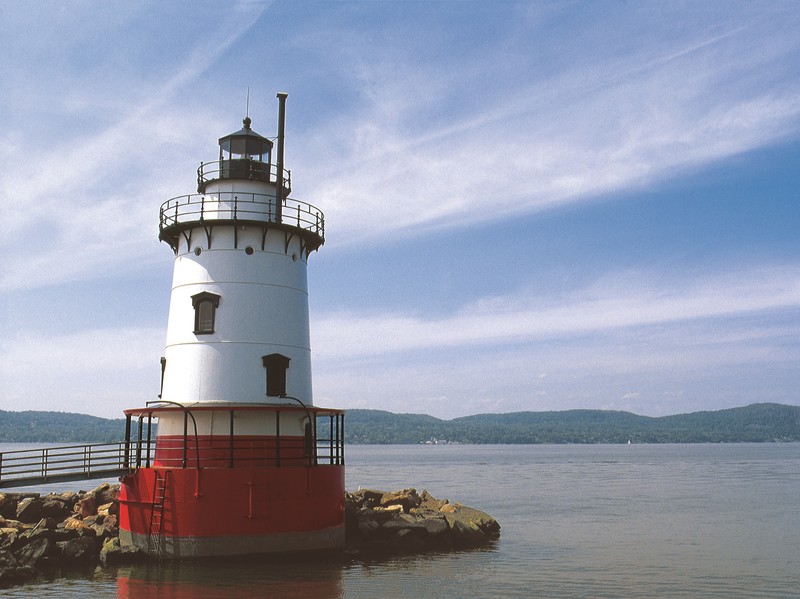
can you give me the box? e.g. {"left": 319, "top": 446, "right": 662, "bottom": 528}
{"left": 147, "top": 471, "right": 169, "bottom": 558}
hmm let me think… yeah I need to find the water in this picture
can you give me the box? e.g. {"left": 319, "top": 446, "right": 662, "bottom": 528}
{"left": 2, "top": 443, "right": 798, "bottom": 598}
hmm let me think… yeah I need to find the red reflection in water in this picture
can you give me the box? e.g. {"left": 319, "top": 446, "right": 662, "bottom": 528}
{"left": 116, "top": 561, "right": 344, "bottom": 599}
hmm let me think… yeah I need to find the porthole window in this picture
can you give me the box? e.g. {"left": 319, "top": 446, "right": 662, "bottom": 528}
{"left": 191, "top": 292, "right": 221, "bottom": 335}
{"left": 245, "top": 246, "right": 254, "bottom": 255}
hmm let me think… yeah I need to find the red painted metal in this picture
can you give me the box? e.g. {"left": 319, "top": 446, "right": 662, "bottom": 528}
{"left": 120, "top": 465, "right": 343, "bottom": 538}
{"left": 118, "top": 404, "right": 345, "bottom": 557}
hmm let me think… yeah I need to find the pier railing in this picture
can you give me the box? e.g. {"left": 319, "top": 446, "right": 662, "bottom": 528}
{"left": 0, "top": 442, "right": 151, "bottom": 489}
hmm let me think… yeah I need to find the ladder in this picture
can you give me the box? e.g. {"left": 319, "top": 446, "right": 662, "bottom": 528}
{"left": 147, "top": 470, "right": 169, "bottom": 559}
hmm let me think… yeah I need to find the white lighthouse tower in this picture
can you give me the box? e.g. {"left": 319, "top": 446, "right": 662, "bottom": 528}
{"left": 159, "top": 94, "right": 317, "bottom": 409}
{"left": 118, "top": 94, "right": 344, "bottom": 558}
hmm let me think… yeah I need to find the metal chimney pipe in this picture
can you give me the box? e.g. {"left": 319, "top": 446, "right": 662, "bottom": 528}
{"left": 275, "top": 92, "right": 288, "bottom": 223}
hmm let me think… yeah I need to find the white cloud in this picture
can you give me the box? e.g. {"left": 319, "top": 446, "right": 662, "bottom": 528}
{"left": 313, "top": 310, "right": 800, "bottom": 418}
{"left": 312, "top": 265, "right": 800, "bottom": 359}
{"left": 297, "top": 7, "right": 800, "bottom": 245}
{"left": 0, "top": 327, "right": 164, "bottom": 418}
{"left": 0, "top": 2, "right": 271, "bottom": 292}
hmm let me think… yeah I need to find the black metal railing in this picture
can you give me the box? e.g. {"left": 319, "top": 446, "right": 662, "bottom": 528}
{"left": 124, "top": 406, "right": 344, "bottom": 471}
{"left": 0, "top": 407, "right": 344, "bottom": 488}
{"left": 197, "top": 159, "right": 291, "bottom": 194}
{"left": 159, "top": 192, "right": 324, "bottom": 242}
{"left": 0, "top": 442, "right": 152, "bottom": 489}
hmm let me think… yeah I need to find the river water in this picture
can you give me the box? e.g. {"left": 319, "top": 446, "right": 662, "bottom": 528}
{"left": 2, "top": 443, "right": 799, "bottom": 598}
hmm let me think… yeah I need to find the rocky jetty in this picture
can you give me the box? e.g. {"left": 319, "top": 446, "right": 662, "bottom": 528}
{"left": 0, "top": 484, "right": 499, "bottom": 587}
{"left": 0, "top": 483, "right": 141, "bottom": 586}
{"left": 345, "top": 488, "right": 500, "bottom": 554}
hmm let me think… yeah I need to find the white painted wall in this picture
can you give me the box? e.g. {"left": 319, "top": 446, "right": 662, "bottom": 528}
{"left": 159, "top": 171, "right": 318, "bottom": 410}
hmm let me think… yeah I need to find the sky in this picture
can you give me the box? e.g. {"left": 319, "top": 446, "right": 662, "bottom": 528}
{"left": 0, "top": 1, "right": 798, "bottom": 420}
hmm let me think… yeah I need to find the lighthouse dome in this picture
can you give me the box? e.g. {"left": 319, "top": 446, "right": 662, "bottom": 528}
{"left": 218, "top": 117, "right": 273, "bottom": 161}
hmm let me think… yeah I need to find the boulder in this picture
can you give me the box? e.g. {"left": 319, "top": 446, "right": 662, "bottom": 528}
{"left": 0, "top": 495, "right": 11, "bottom": 520}
{"left": 61, "top": 517, "right": 96, "bottom": 537}
{"left": 40, "top": 497, "right": 71, "bottom": 521}
{"left": 0, "top": 529, "right": 19, "bottom": 551}
{"left": 343, "top": 488, "right": 500, "bottom": 555}
{"left": 57, "top": 536, "right": 98, "bottom": 563}
{"left": 418, "top": 490, "right": 448, "bottom": 511}
{"left": 379, "top": 488, "right": 421, "bottom": 512}
{"left": 443, "top": 504, "right": 501, "bottom": 539}
{"left": 15, "top": 536, "right": 58, "bottom": 567}
{"left": 422, "top": 516, "right": 449, "bottom": 536}
{"left": 97, "top": 501, "right": 118, "bottom": 517}
{"left": 381, "top": 513, "right": 425, "bottom": 531}
{"left": 99, "top": 537, "right": 144, "bottom": 566}
{"left": 57, "top": 492, "right": 80, "bottom": 511}
{"left": 90, "top": 514, "right": 118, "bottom": 541}
{"left": 350, "top": 488, "right": 384, "bottom": 508}
{"left": 0, "top": 493, "right": 38, "bottom": 519}
{"left": 76, "top": 496, "right": 97, "bottom": 518}
{"left": 0, "top": 549, "right": 36, "bottom": 585}
{"left": 89, "top": 483, "right": 119, "bottom": 506}
{"left": 15, "top": 498, "right": 44, "bottom": 524}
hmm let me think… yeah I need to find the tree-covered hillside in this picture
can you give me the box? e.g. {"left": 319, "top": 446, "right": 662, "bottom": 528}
{"left": 0, "top": 410, "right": 127, "bottom": 443}
{"left": 344, "top": 403, "right": 800, "bottom": 444}
{"left": 1, "top": 403, "right": 798, "bottom": 444}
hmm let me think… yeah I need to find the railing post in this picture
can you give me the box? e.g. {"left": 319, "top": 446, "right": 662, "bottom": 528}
{"left": 136, "top": 416, "right": 144, "bottom": 468}
{"left": 329, "top": 414, "right": 334, "bottom": 465}
{"left": 229, "top": 410, "right": 235, "bottom": 468}
{"left": 87, "top": 445, "right": 92, "bottom": 477}
{"left": 312, "top": 416, "right": 318, "bottom": 466}
{"left": 145, "top": 413, "right": 153, "bottom": 468}
{"left": 42, "top": 448, "right": 48, "bottom": 482}
{"left": 275, "top": 410, "right": 281, "bottom": 467}
{"left": 124, "top": 414, "right": 131, "bottom": 469}
{"left": 183, "top": 411, "right": 188, "bottom": 469}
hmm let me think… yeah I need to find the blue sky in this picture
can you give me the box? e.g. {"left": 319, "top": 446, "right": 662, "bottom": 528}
{"left": 1, "top": 1, "right": 798, "bottom": 419}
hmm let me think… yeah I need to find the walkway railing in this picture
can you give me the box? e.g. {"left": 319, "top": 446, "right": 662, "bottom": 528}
{"left": 0, "top": 407, "right": 344, "bottom": 489}
{"left": 196, "top": 159, "right": 291, "bottom": 193}
{"left": 0, "top": 442, "right": 150, "bottom": 489}
{"left": 158, "top": 192, "right": 325, "bottom": 247}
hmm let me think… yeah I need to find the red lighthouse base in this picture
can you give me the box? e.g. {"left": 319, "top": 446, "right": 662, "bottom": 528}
{"left": 118, "top": 405, "right": 346, "bottom": 558}
{"left": 119, "top": 465, "right": 344, "bottom": 557}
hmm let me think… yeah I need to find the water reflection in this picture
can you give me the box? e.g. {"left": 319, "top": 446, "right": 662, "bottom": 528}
{"left": 116, "top": 554, "right": 345, "bottom": 599}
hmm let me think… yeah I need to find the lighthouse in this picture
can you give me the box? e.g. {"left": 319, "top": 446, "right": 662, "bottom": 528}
{"left": 118, "top": 94, "right": 345, "bottom": 558}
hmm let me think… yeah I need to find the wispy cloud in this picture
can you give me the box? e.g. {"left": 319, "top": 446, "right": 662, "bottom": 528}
{"left": 0, "top": 1, "right": 273, "bottom": 291}
{"left": 0, "top": 326, "right": 164, "bottom": 418}
{"left": 298, "top": 6, "right": 800, "bottom": 245}
{"left": 312, "top": 265, "right": 800, "bottom": 359}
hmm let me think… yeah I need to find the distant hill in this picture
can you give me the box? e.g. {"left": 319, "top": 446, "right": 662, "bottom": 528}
{"left": 1, "top": 403, "right": 798, "bottom": 444}
{"left": 344, "top": 403, "right": 800, "bottom": 444}
{"left": 0, "top": 410, "right": 127, "bottom": 443}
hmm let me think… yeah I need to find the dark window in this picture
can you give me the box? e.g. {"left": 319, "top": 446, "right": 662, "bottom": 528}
{"left": 262, "top": 353, "right": 290, "bottom": 397}
{"left": 191, "top": 292, "right": 221, "bottom": 335}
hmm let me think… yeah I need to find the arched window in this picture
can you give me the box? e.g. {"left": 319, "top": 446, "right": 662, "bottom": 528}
{"left": 191, "top": 292, "right": 221, "bottom": 335}
{"left": 262, "top": 353, "right": 290, "bottom": 397}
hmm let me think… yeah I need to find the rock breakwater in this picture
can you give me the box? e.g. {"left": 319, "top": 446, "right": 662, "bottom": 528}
{"left": 1, "top": 484, "right": 500, "bottom": 587}
{"left": 345, "top": 488, "right": 500, "bottom": 554}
